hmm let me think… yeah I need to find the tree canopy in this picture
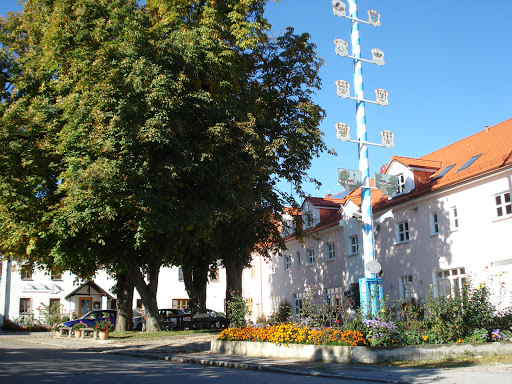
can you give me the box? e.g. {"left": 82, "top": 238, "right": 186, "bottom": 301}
{"left": 0, "top": 0, "right": 326, "bottom": 330}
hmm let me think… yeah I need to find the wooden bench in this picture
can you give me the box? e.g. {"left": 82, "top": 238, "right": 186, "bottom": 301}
{"left": 58, "top": 327, "right": 99, "bottom": 339}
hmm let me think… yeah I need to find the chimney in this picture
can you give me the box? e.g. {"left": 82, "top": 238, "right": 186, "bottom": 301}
{"left": 485, "top": 125, "right": 489, "bottom": 132}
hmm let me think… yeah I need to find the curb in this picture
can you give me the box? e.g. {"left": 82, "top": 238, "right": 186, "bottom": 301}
{"left": 110, "top": 350, "right": 410, "bottom": 384}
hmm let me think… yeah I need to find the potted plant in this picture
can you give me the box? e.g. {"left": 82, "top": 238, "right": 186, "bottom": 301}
{"left": 72, "top": 322, "right": 86, "bottom": 338}
{"left": 94, "top": 319, "right": 114, "bottom": 340}
{"left": 51, "top": 324, "right": 61, "bottom": 337}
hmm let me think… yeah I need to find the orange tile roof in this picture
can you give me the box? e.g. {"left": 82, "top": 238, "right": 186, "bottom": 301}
{"left": 305, "top": 196, "right": 345, "bottom": 208}
{"left": 374, "top": 118, "right": 512, "bottom": 211}
{"left": 386, "top": 156, "right": 442, "bottom": 171}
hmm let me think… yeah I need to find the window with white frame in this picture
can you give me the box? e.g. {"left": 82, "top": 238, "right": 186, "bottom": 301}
{"left": 270, "top": 259, "right": 276, "bottom": 274}
{"left": 284, "top": 255, "right": 291, "bottom": 271}
{"left": 325, "top": 286, "right": 343, "bottom": 308}
{"left": 396, "top": 221, "right": 410, "bottom": 243}
{"left": 399, "top": 275, "right": 414, "bottom": 302}
{"left": 326, "top": 243, "right": 335, "bottom": 261}
{"left": 306, "top": 248, "right": 315, "bottom": 265}
{"left": 270, "top": 297, "right": 281, "bottom": 314}
{"left": 20, "top": 298, "right": 31, "bottom": 315}
{"left": 397, "top": 174, "right": 406, "bottom": 193}
{"left": 429, "top": 212, "right": 439, "bottom": 236}
{"left": 349, "top": 235, "right": 359, "bottom": 255}
{"left": 296, "top": 252, "right": 301, "bottom": 268}
{"left": 434, "top": 267, "right": 467, "bottom": 297}
{"left": 449, "top": 207, "right": 459, "bottom": 230}
{"left": 293, "top": 292, "right": 306, "bottom": 314}
{"left": 178, "top": 267, "right": 184, "bottom": 281}
{"left": 495, "top": 192, "right": 511, "bottom": 218}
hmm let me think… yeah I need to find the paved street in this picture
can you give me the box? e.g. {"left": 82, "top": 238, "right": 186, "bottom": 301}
{"left": 1, "top": 332, "right": 511, "bottom": 384}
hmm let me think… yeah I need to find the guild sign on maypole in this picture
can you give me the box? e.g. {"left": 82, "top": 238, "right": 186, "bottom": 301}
{"left": 332, "top": 0, "right": 395, "bottom": 317}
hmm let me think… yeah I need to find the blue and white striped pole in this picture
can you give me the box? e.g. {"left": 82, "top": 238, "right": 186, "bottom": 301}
{"left": 348, "top": 0, "right": 375, "bottom": 279}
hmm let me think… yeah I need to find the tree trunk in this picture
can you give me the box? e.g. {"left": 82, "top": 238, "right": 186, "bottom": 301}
{"left": 131, "top": 258, "right": 162, "bottom": 332}
{"left": 183, "top": 262, "right": 208, "bottom": 314}
{"left": 113, "top": 271, "right": 134, "bottom": 331}
{"left": 224, "top": 256, "right": 245, "bottom": 316}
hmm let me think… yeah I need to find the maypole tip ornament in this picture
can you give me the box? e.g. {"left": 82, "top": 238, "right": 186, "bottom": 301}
{"left": 336, "top": 123, "right": 351, "bottom": 141}
{"left": 332, "top": 0, "right": 347, "bottom": 17}
{"left": 336, "top": 80, "right": 351, "bottom": 98}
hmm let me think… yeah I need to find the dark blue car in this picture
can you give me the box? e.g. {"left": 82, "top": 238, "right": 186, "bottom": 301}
{"left": 62, "top": 310, "right": 117, "bottom": 328}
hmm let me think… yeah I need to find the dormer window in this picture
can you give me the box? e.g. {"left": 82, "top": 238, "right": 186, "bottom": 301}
{"left": 396, "top": 174, "right": 406, "bottom": 194}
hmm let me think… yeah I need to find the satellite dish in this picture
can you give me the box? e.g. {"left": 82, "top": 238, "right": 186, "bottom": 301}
{"left": 379, "top": 164, "right": 387, "bottom": 174}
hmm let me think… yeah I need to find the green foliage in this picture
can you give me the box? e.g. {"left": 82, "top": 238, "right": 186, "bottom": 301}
{"left": 36, "top": 302, "right": 66, "bottom": 327}
{"left": 465, "top": 328, "right": 488, "bottom": 343}
{"left": 227, "top": 294, "right": 248, "bottom": 328}
{"left": 275, "top": 300, "right": 293, "bottom": 324}
{"left": 72, "top": 322, "right": 87, "bottom": 331}
{"left": 94, "top": 319, "right": 115, "bottom": 332}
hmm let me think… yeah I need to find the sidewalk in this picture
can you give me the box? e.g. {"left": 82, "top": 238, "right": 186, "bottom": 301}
{"left": 1, "top": 331, "right": 512, "bottom": 384}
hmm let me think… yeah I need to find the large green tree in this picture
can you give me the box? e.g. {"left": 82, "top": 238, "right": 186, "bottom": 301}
{"left": 0, "top": 0, "right": 326, "bottom": 330}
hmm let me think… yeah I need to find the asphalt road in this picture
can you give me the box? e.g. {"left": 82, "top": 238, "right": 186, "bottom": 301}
{"left": 0, "top": 339, "right": 361, "bottom": 384}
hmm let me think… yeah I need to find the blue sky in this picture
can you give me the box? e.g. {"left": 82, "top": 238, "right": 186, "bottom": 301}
{"left": 2, "top": 0, "right": 511, "bottom": 199}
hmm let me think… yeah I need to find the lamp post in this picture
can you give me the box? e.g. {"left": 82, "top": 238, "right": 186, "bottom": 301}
{"left": 332, "top": 0, "right": 393, "bottom": 317}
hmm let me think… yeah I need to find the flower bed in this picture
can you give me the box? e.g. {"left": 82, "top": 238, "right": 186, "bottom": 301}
{"left": 218, "top": 324, "right": 368, "bottom": 346}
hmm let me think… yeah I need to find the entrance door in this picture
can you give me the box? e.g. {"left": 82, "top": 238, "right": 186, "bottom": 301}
{"left": 79, "top": 297, "right": 92, "bottom": 316}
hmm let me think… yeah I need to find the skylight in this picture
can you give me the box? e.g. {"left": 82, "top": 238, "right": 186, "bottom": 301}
{"left": 434, "top": 164, "right": 455, "bottom": 180}
{"left": 457, "top": 153, "right": 482, "bottom": 172}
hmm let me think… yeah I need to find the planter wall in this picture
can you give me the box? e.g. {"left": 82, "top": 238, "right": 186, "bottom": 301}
{"left": 211, "top": 340, "right": 512, "bottom": 364}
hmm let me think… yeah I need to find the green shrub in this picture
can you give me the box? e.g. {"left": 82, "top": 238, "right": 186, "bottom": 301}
{"left": 226, "top": 294, "right": 248, "bottom": 328}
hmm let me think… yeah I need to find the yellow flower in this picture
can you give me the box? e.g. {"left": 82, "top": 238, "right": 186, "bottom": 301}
{"left": 422, "top": 335, "right": 428, "bottom": 341}
{"left": 457, "top": 338, "right": 463, "bottom": 343}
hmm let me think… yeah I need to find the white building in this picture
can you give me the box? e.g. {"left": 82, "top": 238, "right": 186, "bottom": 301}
{"left": 270, "top": 118, "right": 512, "bottom": 313}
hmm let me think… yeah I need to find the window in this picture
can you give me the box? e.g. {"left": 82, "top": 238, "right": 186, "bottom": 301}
{"left": 284, "top": 255, "right": 291, "bottom": 271}
{"left": 399, "top": 276, "right": 413, "bottom": 302}
{"left": 349, "top": 235, "right": 359, "bottom": 255}
{"left": 250, "top": 265, "right": 256, "bottom": 278}
{"left": 49, "top": 298, "right": 60, "bottom": 311}
{"left": 210, "top": 267, "right": 220, "bottom": 281}
{"left": 457, "top": 154, "right": 482, "bottom": 172}
{"left": 396, "top": 221, "right": 410, "bottom": 243}
{"left": 20, "top": 298, "right": 31, "bottom": 315}
{"left": 246, "top": 298, "right": 253, "bottom": 317}
{"left": 434, "top": 164, "right": 455, "bottom": 180}
{"left": 270, "top": 297, "right": 281, "bottom": 314}
{"left": 325, "top": 287, "right": 343, "bottom": 308}
{"left": 270, "top": 260, "right": 276, "bottom": 274}
{"left": 306, "top": 248, "right": 315, "bottom": 265}
{"left": 449, "top": 207, "right": 459, "bottom": 230}
{"left": 326, "top": 243, "right": 335, "bottom": 261}
{"left": 397, "top": 174, "right": 405, "bottom": 193}
{"left": 434, "top": 267, "right": 467, "bottom": 297}
{"left": 136, "top": 299, "right": 143, "bottom": 309}
{"left": 293, "top": 292, "right": 306, "bottom": 314}
{"left": 51, "top": 270, "right": 62, "bottom": 280}
{"left": 296, "top": 252, "right": 301, "bottom": 268}
{"left": 495, "top": 192, "right": 512, "bottom": 218}
{"left": 178, "top": 267, "right": 183, "bottom": 281}
{"left": 429, "top": 212, "right": 439, "bottom": 236}
{"left": 21, "top": 265, "right": 33, "bottom": 280}
{"left": 172, "top": 299, "right": 190, "bottom": 310}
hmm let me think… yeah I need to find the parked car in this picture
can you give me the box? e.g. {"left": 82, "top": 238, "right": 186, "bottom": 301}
{"left": 192, "top": 309, "right": 228, "bottom": 329}
{"left": 132, "top": 308, "right": 191, "bottom": 331}
{"left": 62, "top": 310, "right": 117, "bottom": 328}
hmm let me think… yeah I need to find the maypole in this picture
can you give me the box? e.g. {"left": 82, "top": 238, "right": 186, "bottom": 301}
{"left": 332, "top": 0, "right": 394, "bottom": 317}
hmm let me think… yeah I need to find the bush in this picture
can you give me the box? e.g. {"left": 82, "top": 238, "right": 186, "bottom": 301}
{"left": 1, "top": 319, "right": 22, "bottom": 331}
{"left": 226, "top": 294, "right": 248, "bottom": 328}
{"left": 275, "top": 300, "right": 292, "bottom": 324}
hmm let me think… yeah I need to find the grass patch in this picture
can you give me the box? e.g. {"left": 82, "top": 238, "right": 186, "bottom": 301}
{"left": 108, "top": 329, "right": 219, "bottom": 340}
{"left": 377, "top": 353, "right": 512, "bottom": 368}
